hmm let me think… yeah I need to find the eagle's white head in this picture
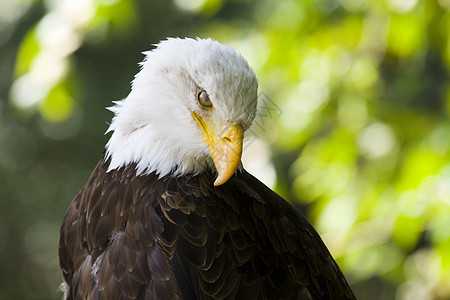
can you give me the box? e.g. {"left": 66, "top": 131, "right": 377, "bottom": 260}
{"left": 105, "top": 38, "right": 258, "bottom": 185}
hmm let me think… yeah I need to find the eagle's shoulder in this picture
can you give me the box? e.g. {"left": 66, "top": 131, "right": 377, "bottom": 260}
{"left": 59, "top": 158, "right": 180, "bottom": 299}
{"left": 224, "top": 169, "right": 356, "bottom": 299}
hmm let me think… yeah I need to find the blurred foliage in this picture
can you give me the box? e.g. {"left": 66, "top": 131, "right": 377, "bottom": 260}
{"left": 0, "top": 0, "right": 449, "bottom": 299}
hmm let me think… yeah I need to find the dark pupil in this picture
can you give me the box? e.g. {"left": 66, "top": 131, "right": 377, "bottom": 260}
{"left": 200, "top": 91, "right": 209, "bottom": 103}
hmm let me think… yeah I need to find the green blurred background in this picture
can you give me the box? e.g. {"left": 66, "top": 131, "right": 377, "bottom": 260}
{"left": 1, "top": 0, "right": 449, "bottom": 299}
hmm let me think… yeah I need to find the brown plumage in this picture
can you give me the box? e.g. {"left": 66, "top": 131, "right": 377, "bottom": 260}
{"left": 59, "top": 157, "right": 355, "bottom": 299}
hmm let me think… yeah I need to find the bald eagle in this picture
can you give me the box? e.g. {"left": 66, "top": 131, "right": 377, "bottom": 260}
{"left": 59, "top": 38, "right": 355, "bottom": 300}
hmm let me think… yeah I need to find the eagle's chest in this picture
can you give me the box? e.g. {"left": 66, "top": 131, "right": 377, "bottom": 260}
{"left": 149, "top": 182, "right": 285, "bottom": 299}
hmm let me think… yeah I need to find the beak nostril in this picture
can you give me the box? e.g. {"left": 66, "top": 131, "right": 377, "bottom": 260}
{"left": 222, "top": 136, "right": 231, "bottom": 143}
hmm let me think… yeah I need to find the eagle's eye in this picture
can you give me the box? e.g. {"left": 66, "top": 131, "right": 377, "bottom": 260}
{"left": 197, "top": 90, "right": 212, "bottom": 108}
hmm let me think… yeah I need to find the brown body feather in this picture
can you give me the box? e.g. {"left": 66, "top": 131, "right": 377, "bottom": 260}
{"left": 59, "top": 157, "right": 355, "bottom": 299}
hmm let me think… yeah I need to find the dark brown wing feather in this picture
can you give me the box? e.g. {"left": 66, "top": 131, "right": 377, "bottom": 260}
{"left": 59, "top": 158, "right": 355, "bottom": 299}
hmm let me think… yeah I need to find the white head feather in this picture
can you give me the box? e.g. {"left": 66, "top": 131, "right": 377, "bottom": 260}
{"left": 105, "top": 38, "right": 258, "bottom": 177}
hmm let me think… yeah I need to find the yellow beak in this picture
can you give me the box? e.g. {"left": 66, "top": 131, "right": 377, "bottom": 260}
{"left": 192, "top": 112, "right": 243, "bottom": 186}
